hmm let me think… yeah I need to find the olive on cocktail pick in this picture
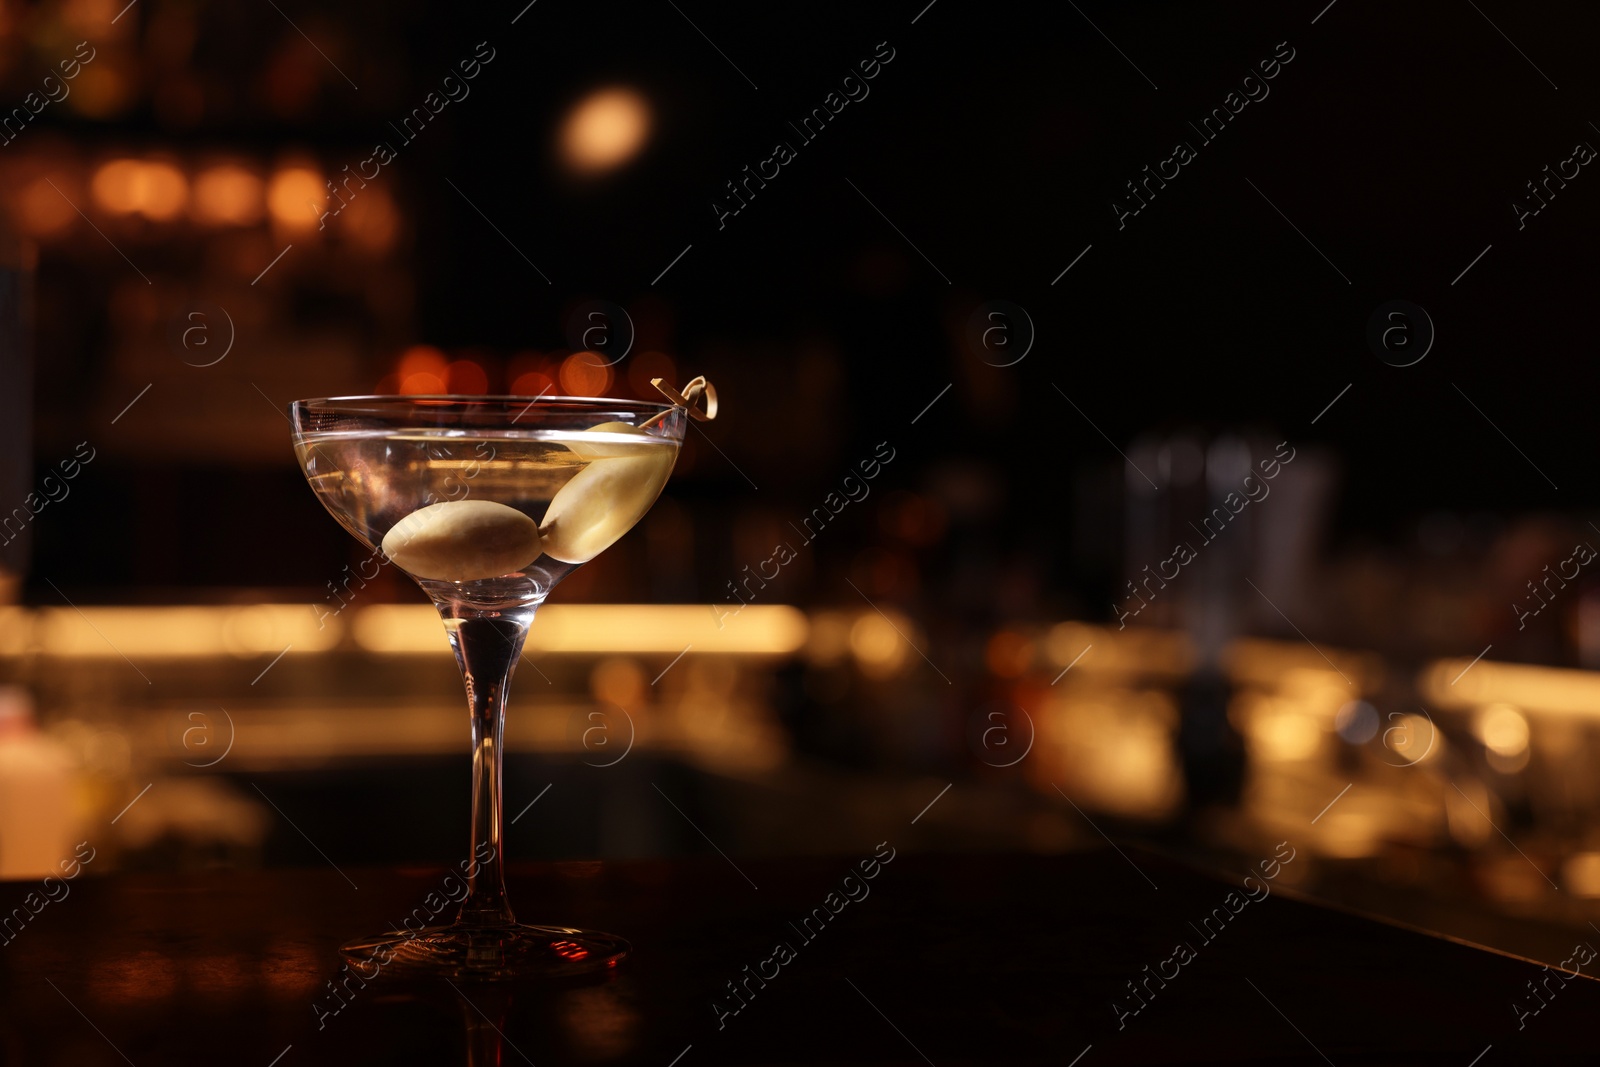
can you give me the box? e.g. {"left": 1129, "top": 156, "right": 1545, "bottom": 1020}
{"left": 539, "top": 422, "right": 675, "bottom": 564}
{"left": 381, "top": 499, "right": 543, "bottom": 582}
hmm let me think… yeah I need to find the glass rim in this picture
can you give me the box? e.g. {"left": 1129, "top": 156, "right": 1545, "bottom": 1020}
{"left": 290, "top": 393, "right": 680, "bottom": 412}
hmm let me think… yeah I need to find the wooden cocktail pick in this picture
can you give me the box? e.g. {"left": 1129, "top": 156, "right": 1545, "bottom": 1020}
{"left": 649, "top": 375, "right": 717, "bottom": 422}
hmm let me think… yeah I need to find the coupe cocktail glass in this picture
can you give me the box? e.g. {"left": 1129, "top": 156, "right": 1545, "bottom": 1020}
{"left": 289, "top": 394, "right": 689, "bottom": 979}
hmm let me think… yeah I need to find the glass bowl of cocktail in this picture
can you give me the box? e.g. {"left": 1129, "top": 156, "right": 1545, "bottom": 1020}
{"left": 288, "top": 381, "right": 711, "bottom": 979}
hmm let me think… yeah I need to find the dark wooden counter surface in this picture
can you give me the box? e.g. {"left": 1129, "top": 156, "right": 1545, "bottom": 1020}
{"left": 0, "top": 848, "right": 1592, "bottom": 1065}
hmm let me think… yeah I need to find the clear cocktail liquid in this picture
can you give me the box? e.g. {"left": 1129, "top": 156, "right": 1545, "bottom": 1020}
{"left": 296, "top": 427, "right": 678, "bottom": 600}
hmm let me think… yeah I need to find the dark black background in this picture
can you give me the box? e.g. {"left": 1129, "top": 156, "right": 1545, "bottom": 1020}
{"left": 20, "top": 0, "right": 1600, "bottom": 600}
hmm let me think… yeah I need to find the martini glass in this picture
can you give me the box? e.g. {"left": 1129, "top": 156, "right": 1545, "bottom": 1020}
{"left": 289, "top": 394, "right": 688, "bottom": 979}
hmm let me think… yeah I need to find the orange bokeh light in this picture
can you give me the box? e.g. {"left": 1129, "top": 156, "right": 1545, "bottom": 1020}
{"left": 15, "top": 175, "right": 76, "bottom": 236}
{"left": 400, "top": 373, "right": 445, "bottom": 394}
{"left": 560, "top": 88, "right": 651, "bottom": 174}
{"left": 559, "top": 352, "right": 614, "bottom": 397}
{"left": 138, "top": 162, "right": 186, "bottom": 220}
{"left": 445, "top": 360, "right": 488, "bottom": 394}
{"left": 267, "top": 166, "right": 324, "bottom": 229}
{"left": 193, "top": 164, "right": 264, "bottom": 226}
{"left": 343, "top": 185, "right": 399, "bottom": 253}
{"left": 397, "top": 345, "right": 448, "bottom": 395}
{"left": 91, "top": 159, "right": 140, "bottom": 214}
{"left": 510, "top": 369, "right": 554, "bottom": 397}
{"left": 91, "top": 158, "right": 187, "bottom": 219}
{"left": 398, "top": 345, "right": 446, "bottom": 375}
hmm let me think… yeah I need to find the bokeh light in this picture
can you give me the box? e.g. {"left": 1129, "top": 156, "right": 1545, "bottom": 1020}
{"left": 850, "top": 612, "right": 908, "bottom": 677}
{"left": 137, "top": 161, "right": 187, "bottom": 220}
{"left": 343, "top": 186, "right": 400, "bottom": 252}
{"left": 397, "top": 345, "right": 449, "bottom": 394}
{"left": 91, "top": 159, "right": 188, "bottom": 219}
{"left": 14, "top": 176, "right": 77, "bottom": 237}
{"left": 91, "top": 159, "right": 144, "bottom": 214}
{"left": 1475, "top": 703, "right": 1530, "bottom": 773}
{"left": 1334, "top": 700, "right": 1379, "bottom": 744}
{"left": 1475, "top": 703, "right": 1529, "bottom": 757}
{"left": 445, "top": 360, "right": 488, "bottom": 394}
{"left": 1564, "top": 852, "right": 1600, "bottom": 897}
{"left": 510, "top": 367, "right": 555, "bottom": 397}
{"left": 560, "top": 88, "right": 652, "bottom": 174}
{"left": 267, "top": 165, "right": 324, "bottom": 229}
{"left": 559, "top": 352, "right": 614, "bottom": 396}
{"left": 590, "top": 657, "right": 648, "bottom": 708}
{"left": 192, "top": 164, "right": 265, "bottom": 226}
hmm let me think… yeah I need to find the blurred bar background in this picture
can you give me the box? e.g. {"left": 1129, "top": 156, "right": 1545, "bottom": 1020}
{"left": 2, "top": 0, "right": 1600, "bottom": 967}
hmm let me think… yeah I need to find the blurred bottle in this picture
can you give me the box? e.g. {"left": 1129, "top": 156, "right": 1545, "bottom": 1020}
{"left": 0, "top": 687, "right": 75, "bottom": 878}
{"left": 0, "top": 220, "right": 34, "bottom": 604}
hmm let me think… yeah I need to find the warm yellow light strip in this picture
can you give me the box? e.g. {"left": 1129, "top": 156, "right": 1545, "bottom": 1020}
{"left": 1420, "top": 657, "right": 1600, "bottom": 718}
{"left": 29, "top": 604, "right": 344, "bottom": 659}
{"left": 1043, "top": 621, "right": 1193, "bottom": 677}
{"left": 0, "top": 607, "right": 29, "bottom": 656}
{"left": 1226, "top": 636, "right": 1381, "bottom": 691}
{"left": 1, "top": 603, "right": 807, "bottom": 658}
{"left": 352, "top": 603, "right": 808, "bottom": 655}
{"left": 1039, "top": 624, "right": 1374, "bottom": 687}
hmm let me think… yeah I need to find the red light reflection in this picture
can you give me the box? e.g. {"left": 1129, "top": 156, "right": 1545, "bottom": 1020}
{"left": 549, "top": 940, "right": 590, "bottom": 961}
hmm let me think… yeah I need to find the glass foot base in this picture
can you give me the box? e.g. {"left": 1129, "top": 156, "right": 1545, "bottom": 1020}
{"left": 340, "top": 923, "right": 630, "bottom": 981}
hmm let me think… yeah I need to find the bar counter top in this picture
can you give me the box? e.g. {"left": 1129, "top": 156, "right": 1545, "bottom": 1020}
{"left": 1, "top": 847, "right": 1592, "bottom": 1065}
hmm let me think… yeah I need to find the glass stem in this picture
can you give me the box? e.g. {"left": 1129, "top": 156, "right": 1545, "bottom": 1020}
{"left": 440, "top": 605, "right": 535, "bottom": 928}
